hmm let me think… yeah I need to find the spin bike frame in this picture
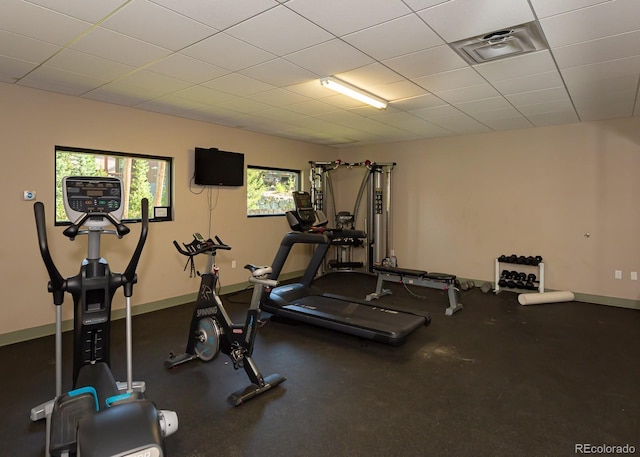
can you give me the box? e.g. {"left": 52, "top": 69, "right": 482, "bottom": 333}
{"left": 166, "top": 235, "right": 286, "bottom": 406}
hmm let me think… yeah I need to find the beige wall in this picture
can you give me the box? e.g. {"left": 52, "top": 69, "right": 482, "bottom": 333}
{"left": 341, "top": 118, "right": 640, "bottom": 305}
{"left": 2, "top": 82, "right": 639, "bottom": 340}
{"left": 0, "top": 83, "right": 330, "bottom": 336}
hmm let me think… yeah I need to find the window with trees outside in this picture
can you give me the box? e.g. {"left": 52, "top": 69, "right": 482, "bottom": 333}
{"left": 55, "top": 146, "right": 173, "bottom": 225}
{"left": 247, "top": 166, "right": 300, "bottom": 217}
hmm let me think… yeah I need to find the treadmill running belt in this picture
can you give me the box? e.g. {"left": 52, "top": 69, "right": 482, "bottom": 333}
{"left": 282, "top": 295, "right": 426, "bottom": 342}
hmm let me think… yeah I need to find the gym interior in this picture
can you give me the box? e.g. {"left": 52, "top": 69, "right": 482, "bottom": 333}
{"left": 1, "top": 2, "right": 640, "bottom": 456}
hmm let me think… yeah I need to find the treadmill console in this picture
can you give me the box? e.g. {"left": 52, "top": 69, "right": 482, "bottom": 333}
{"left": 63, "top": 176, "right": 124, "bottom": 227}
{"left": 287, "top": 191, "right": 326, "bottom": 232}
{"left": 292, "top": 191, "right": 315, "bottom": 223}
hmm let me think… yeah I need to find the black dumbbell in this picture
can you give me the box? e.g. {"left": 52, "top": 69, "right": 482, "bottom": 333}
{"left": 518, "top": 272, "right": 527, "bottom": 281}
{"left": 527, "top": 273, "right": 537, "bottom": 282}
{"left": 498, "top": 279, "right": 508, "bottom": 287}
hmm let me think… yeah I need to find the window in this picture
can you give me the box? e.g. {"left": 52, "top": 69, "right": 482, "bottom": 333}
{"left": 247, "top": 166, "right": 300, "bottom": 217}
{"left": 55, "top": 146, "right": 173, "bottom": 224}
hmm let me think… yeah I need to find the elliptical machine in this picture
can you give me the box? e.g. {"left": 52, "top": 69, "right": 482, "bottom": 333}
{"left": 31, "top": 176, "right": 178, "bottom": 457}
{"left": 165, "top": 233, "right": 286, "bottom": 406}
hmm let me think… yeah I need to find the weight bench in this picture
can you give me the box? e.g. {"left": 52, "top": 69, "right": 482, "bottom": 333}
{"left": 366, "top": 265, "right": 463, "bottom": 316}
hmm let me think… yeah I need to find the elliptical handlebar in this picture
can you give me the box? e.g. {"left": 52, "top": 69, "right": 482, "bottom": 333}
{"left": 122, "top": 198, "right": 149, "bottom": 291}
{"left": 63, "top": 212, "right": 131, "bottom": 240}
{"left": 33, "top": 201, "right": 66, "bottom": 305}
{"left": 173, "top": 234, "right": 231, "bottom": 258}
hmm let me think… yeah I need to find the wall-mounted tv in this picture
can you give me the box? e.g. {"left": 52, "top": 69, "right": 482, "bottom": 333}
{"left": 194, "top": 147, "right": 244, "bottom": 186}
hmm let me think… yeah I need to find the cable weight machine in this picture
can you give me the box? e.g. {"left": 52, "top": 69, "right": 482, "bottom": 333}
{"left": 309, "top": 160, "right": 395, "bottom": 274}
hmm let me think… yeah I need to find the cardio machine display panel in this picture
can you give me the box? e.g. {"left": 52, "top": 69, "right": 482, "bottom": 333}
{"left": 63, "top": 176, "right": 124, "bottom": 224}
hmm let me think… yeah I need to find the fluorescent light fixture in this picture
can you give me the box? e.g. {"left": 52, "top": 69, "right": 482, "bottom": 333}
{"left": 320, "top": 76, "right": 387, "bottom": 109}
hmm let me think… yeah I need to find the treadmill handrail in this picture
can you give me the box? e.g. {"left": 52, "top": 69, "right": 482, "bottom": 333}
{"left": 280, "top": 231, "right": 329, "bottom": 246}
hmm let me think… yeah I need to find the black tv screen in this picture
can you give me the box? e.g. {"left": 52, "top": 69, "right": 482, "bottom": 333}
{"left": 194, "top": 147, "right": 244, "bottom": 186}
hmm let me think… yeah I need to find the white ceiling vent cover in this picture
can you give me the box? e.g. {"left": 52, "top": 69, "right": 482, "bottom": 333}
{"left": 450, "top": 21, "right": 548, "bottom": 65}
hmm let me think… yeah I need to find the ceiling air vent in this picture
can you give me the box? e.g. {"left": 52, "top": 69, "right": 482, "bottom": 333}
{"left": 450, "top": 21, "right": 548, "bottom": 65}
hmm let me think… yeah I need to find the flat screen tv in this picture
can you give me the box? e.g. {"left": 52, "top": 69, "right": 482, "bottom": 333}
{"left": 194, "top": 147, "right": 244, "bottom": 186}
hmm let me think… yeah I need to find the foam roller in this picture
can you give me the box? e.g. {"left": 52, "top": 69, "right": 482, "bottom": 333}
{"left": 518, "top": 291, "right": 575, "bottom": 306}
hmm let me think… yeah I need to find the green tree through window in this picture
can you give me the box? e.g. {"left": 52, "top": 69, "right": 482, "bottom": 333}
{"left": 55, "top": 146, "right": 172, "bottom": 224}
{"left": 247, "top": 166, "right": 300, "bottom": 216}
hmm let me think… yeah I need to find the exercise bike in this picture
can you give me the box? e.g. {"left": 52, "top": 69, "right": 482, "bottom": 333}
{"left": 165, "top": 233, "right": 286, "bottom": 406}
{"left": 30, "top": 176, "right": 178, "bottom": 457}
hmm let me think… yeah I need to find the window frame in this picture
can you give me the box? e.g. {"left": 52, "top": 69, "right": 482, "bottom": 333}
{"left": 54, "top": 145, "right": 173, "bottom": 225}
{"left": 246, "top": 165, "right": 301, "bottom": 217}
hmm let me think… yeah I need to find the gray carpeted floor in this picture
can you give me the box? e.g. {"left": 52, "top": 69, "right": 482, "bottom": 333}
{"left": 1, "top": 273, "right": 639, "bottom": 456}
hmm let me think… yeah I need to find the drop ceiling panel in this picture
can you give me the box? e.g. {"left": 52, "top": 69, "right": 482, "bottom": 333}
{"left": 19, "top": 73, "right": 101, "bottom": 96}
{"left": 492, "top": 71, "right": 564, "bottom": 96}
{"left": 414, "top": 68, "right": 487, "bottom": 93}
{"left": 180, "top": 33, "right": 275, "bottom": 71}
{"left": 392, "top": 93, "right": 448, "bottom": 111}
{"left": 342, "top": 14, "right": 443, "bottom": 61}
{"left": 527, "top": 110, "right": 579, "bottom": 126}
{"left": 145, "top": 54, "right": 229, "bottom": 84}
{"left": 114, "top": 69, "right": 193, "bottom": 94}
{"left": 249, "top": 89, "right": 311, "bottom": 107}
{"left": 149, "top": 0, "right": 278, "bottom": 30}
{"left": 337, "top": 63, "right": 405, "bottom": 88}
{"left": 370, "top": 80, "right": 427, "bottom": 100}
{"left": 239, "top": 59, "right": 318, "bottom": 87}
{"left": 518, "top": 99, "right": 575, "bottom": 116}
{"left": 404, "top": 0, "right": 453, "bottom": 11}
{"left": 418, "top": 0, "right": 535, "bottom": 42}
{"left": 45, "top": 49, "right": 135, "bottom": 81}
{"left": 540, "top": 0, "right": 640, "bottom": 48}
{"left": 1, "top": 0, "right": 91, "bottom": 45}
{"left": 506, "top": 87, "right": 570, "bottom": 107}
{"left": 528, "top": 0, "right": 611, "bottom": 19}
{"left": 172, "top": 86, "right": 237, "bottom": 105}
{"left": 453, "top": 97, "right": 513, "bottom": 114}
{"left": 429, "top": 113, "right": 491, "bottom": 134}
{"left": 286, "top": 0, "right": 412, "bottom": 36}
{"left": 100, "top": 1, "right": 217, "bottom": 51}
{"left": 0, "top": 30, "right": 61, "bottom": 63}
{"left": 482, "top": 116, "right": 533, "bottom": 130}
{"left": 560, "top": 57, "right": 640, "bottom": 87}
{"left": 226, "top": 7, "right": 332, "bottom": 55}
{"left": 383, "top": 45, "right": 467, "bottom": 79}
{"left": 203, "top": 74, "right": 275, "bottom": 97}
{"left": 551, "top": 31, "right": 640, "bottom": 69}
{"left": 23, "top": 0, "right": 130, "bottom": 22}
{"left": 0, "top": 56, "right": 38, "bottom": 82}
{"left": 434, "top": 84, "right": 501, "bottom": 104}
{"left": 474, "top": 50, "right": 557, "bottom": 82}
{"left": 284, "top": 39, "right": 374, "bottom": 76}
{"left": 69, "top": 27, "right": 172, "bottom": 67}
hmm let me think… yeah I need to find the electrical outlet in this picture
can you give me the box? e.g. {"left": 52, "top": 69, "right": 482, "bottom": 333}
{"left": 631, "top": 272, "right": 638, "bottom": 281}
{"left": 231, "top": 260, "right": 236, "bottom": 269}
{"left": 615, "top": 270, "right": 622, "bottom": 280}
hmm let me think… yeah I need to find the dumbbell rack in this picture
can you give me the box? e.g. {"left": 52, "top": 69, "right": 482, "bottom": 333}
{"left": 494, "top": 258, "right": 545, "bottom": 294}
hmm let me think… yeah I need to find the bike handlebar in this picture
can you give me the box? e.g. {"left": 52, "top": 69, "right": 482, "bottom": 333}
{"left": 172, "top": 235, "right": 231, "bottom": 257}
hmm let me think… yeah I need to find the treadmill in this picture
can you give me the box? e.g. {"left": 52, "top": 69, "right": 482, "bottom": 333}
{"left": 262, "top": 191, "right": 430, "bottom": 345}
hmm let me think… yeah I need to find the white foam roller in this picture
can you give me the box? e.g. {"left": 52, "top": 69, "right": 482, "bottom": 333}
{"left": 518, "top": 291, "right": 575, "bottom": 306}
